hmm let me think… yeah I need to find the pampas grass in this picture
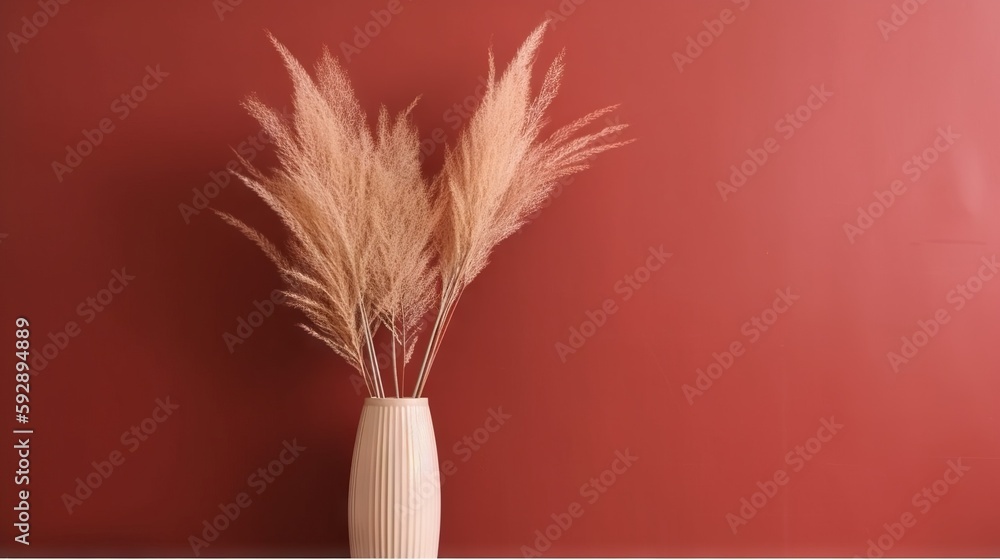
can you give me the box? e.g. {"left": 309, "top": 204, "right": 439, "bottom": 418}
{"left": 219, "top": 22, "right": 631, "bottom": 398}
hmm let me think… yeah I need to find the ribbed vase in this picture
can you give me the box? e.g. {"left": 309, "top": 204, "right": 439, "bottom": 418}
{"left": 349, "top": 398, "right": 441, "bottom": 558}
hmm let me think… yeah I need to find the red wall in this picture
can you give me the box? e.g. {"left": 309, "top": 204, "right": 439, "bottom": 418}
{"left": 2, "top": 0, "right": 1000, "bottom": 556}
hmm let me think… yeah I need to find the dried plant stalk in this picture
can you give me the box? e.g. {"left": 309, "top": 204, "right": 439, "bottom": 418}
{"left": 411, "top": 22, "right": 633, "bottom": 396}
{"left": 217, "top": 34, "right": 438, "bottom": 397}
{"left": 219, "top": 23, "right": 631, "bottom": 398}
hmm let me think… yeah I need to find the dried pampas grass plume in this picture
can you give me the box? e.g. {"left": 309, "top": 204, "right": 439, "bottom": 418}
{"left": 218, "top": 23, "right": 631, "bottom": 398}
{"left": 216, "top": 33, "right": 438, "bottom": 398}
{"left": 411, "top": 22, "right": 633, "bottom": 396}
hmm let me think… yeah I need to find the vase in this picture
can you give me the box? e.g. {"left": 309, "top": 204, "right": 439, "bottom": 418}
{"left": 349, "top": 397, "right": 441, "bottom": 558}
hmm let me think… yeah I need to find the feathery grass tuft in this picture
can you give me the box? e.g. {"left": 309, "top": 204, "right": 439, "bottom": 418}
{"left": 219, "top": 23, "right": 631, "bottom": 398}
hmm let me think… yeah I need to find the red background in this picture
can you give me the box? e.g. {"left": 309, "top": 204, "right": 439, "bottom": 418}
{"left": 2, "top": 0, "right": 1000, "bottom": 556}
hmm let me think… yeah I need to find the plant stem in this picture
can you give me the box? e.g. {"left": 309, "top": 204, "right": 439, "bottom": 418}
{"left": 359, "top": 361, "right": 374, "bottom": 397}
{"left": 415, "top": 302, "right": 451, "bottom": 397}
{"left": 419, "top": 285, "right": 465, "bottom": 395}
{"left": 391, "top": 312, "right": 399, "bottom": 398}
{"left": 412, "top": 279, "right": 454, "bottom": 397}
{"left": 414, "top": 280, "right": 461, "bottom": 397}
{"left": 359, "top": 305, "right": 383, "bottom": 397}
{"left": 393, "top": 321, "right": 406, "bottom": 394}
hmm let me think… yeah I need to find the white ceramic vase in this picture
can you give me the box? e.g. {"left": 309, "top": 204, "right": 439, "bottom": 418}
{"left": 349, "top": 397, "right": 441, "bottom": 558}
